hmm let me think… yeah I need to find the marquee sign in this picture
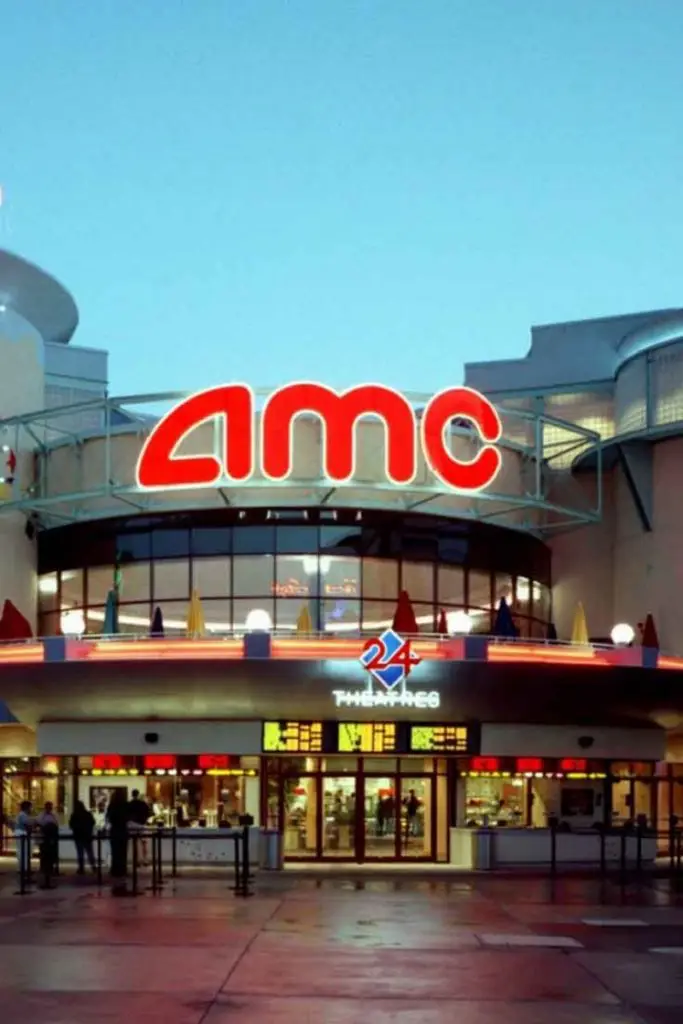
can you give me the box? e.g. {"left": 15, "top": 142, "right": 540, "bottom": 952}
{"left": 135, "top": 381, "right": 502, "bottom": 493}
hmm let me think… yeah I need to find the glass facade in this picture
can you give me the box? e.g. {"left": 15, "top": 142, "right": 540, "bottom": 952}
{"left": 37, "top": 510, "right": 552, "bottom": 637}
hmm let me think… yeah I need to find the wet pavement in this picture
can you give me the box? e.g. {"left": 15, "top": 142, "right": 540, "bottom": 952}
{"left": 0, "top": 870, "right": 681, "bottom": 1022}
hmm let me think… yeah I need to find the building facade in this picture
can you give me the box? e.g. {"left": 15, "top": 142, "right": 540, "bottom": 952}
{"left": 0, "top": 249, "right": 682, "bottom": 865}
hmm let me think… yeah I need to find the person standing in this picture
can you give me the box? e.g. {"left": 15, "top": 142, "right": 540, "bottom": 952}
{"left": 35, "top": 802, "right": 60, "bottom": 888}
{"left": 14, "top": 800, "right": 34, "bottom": 880}
{"left": 127, "top": 789, "right": 151, "bottom": 865}
{"left": 69, "top": 800, "right": 96, "bottom": 874}
{"left": 106, "top": 789, "right": 130, "bottom": 894}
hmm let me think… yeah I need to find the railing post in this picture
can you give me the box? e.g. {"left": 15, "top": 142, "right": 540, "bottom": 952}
{"left": 131, "top": 833, "right": 139, "bottom": 897}
{"left": 548, "top": 816, "right": 558, "bottom": 877}
{"left": 171, "top": 826, "right": 178, "bottom": 879}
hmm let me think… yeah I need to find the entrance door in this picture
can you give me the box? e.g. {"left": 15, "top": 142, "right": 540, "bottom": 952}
{"left": 321, "top": 775, "right": 357, "bottom": 858}
{"left": 363, "top": 776, "right": 397, "bottom": 858}
{"left": 398, "top": 776, "right": 433, "bottom": 859}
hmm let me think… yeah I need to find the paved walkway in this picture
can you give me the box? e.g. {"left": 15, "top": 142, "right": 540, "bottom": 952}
{"left": 0, "top": 870, "right": 682, "bottom": 1022}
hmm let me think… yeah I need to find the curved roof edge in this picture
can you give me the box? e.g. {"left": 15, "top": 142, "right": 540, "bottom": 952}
{"left": 0, "top": 249, "right": 79, "bottom": 344}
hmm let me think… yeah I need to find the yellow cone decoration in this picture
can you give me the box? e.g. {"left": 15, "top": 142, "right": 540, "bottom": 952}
{"left": 570, "top": 601, "right": 589, "bottom": 645}
{"left": 186, "top": 589, "right": 206, "bottom": 638}
{"left": 296, "top": 603, "right": 313, "bottom": 635}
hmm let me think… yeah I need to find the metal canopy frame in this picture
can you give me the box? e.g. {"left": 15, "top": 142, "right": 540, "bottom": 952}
{"left": 0, "top": 389, "right": 603, "bottom": 536}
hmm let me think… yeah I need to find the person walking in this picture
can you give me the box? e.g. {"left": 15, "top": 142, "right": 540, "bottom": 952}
{"left": 106, "top": 790, "right": 130, "bottom": 895}
{"left": 69, "top": 800, "right": 96, "bottom": 874}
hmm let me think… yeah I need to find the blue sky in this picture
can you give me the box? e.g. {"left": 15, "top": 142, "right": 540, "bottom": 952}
{"left": 2, "top": 1, "right": 683, "bottom": 396}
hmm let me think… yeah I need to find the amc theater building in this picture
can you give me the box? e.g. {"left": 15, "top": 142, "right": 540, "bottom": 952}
{"left": 0, "top": 248, "right": 682, "bottom": 865}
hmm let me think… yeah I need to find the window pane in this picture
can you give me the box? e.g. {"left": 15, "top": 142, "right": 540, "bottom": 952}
{"left": 145, "top": 601, "right": 188, "bottom": 636}
{"left": 232, "top": 526, "right": 275, "bottom": 554}
{"left": 61, "top": 569, "right": 84, "bottom": 608}
{"left": 495, "top": 573, "right": 513, "bottom": 607}
{"left": 275, "top": 526, "right": 318, "bottom": 553}
{"left": 275, "top": 555, "right": 317, "bottom": 597}
{"left": 468, "top": 569, "right": 491, "bottom": 609}
{"left": 515, "top": 576, "right": 538, "bottom": 616}
{"left": 322, "top": 556, "right": 360, "bottom": 600}
{"left": 233, "top": 598, "right": 274, "bottom": 632}
{"left": 151, "top": 529, "right": 190, "bottom": 559}
{"left": 414, "top": 603, "right": 436, "bottom": 633}
{"left": 202, "top": 599, "right": 232, "bottom": 633}
{"left": 86, "top": 566, "right": 115, "bottom": 606}
{"left": 191, "top": 527, "right": 232, "bottom": 557}
{"left": 319, "top": 524, "right": 363, "bottom": 554}
{"left": 438, "top": 565, "right": 464, "bottom": 606}
{"left": 233, "top": 555, "right": 275, "bottom": 596}
{"left": 322, "top": 599, "right": 360, "bottom": 634}
{"left": 38, "top": 574, "right": 59, "bottom": 615}
{"left": 117, "top": 563, "right": 150, "bottom": 603}
{"left": 401, "top": 561, "right": 434, "bottom": 603}
{"left": 362, "top": 558, "right": 398, "bottom": 600}
{"left": 192, "top": 557, "right": 231, "bottom": 597}
{"left": 153, "top": 559, "right": 190, "bottom": 601}
{"left": 362, "top": 600, "right": 394, "bottom": 632}
{"left": 117, "top": 531, "right": 151, "bottom": 561}
{"left": 39, "top": 611, "right": 60, "bottom": 637}
{"left": 275, "top": 598, "right": 312, "bottom": 632}
{"left": 93, "top": 602, "right": 151, "bottom": 635}
{"left": 469, "top": 608, "right": 492, "bottom": 634}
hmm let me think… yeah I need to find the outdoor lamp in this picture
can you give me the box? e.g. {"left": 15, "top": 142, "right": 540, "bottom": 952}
{"left": 60, "top": 608, "right": 85, "bottom": 636}
{"left": 245, "top": 608, "right": 273, "bottom": 633}
{"left": 611, "top": 622, "right": 635, "bottom": 647}
{"left": 447, "top": 610, "right": 472, "bottom": 635}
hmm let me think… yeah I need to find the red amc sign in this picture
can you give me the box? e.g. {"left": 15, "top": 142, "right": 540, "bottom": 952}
{"left": 135, "top": 382, "right": 502, "bottom": 493}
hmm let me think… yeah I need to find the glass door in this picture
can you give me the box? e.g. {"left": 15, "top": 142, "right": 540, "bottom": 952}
{"left": 398, "top": 776, "right": 433, "bottom": 859}
{"left": 364, "top": 776, "right": 397, "bottom": 859}
{"left": 321, "top": 775, "right": 358, "bottom": 858}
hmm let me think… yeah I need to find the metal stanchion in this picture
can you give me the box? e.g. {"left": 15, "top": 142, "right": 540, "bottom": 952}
{"left": 130, "top": 833, "right": 140, "bottom": 897}
{"left": 599, "top": 828, "right": 606, "bottom": 876}
{"left": 239, "top": 826, "right": 253, "bottom": 898}
{"left": 14, "top": 833, "right": 32, "bottom": 896}
{"left": 156, "top": 828, "right": 165, "bottom": 890}
{"left": 636, "top": 827, "right": 643, "bottom": 875}
{"left": 676, "top": 830, "right": 682, "bottom": 876}
{"left": 231, "top": 830, "right": 242, "bottom": 893}
{"left": 548, "top": 817, "right": 558, "bottom": 877}
{"left": 96, "top": 830, "right": 103, "bottom": 888}
{"left": 171, "top": 826, "right": 178, "bottom": 879}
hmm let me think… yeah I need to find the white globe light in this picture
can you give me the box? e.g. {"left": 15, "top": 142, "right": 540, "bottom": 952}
{"left": 61, "top": 609, "right": 85, "bottom": 636}
{"left": 611, "top": 622, "right": 635, "bottom": 647}
{"left": 447, "top": 610, "right": 472, "bottom": 635}
{"left": 245, "top": 608, "right": 272, "bottom": 633}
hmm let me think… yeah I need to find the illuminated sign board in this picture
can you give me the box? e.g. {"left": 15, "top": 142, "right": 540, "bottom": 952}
{"left": 409, "top": 726, "right": 468, "bottom": 753}
{"left": 338, "top": 723, "right": 397, "bottom": 753}
{"left": 334, "top": 628, "right": 440, "bottom": 709}
{"left": 263, "top": 721, "right": 323, "bottom": 753}
{"left": 135, "top": 382, "right": 502, "bottom": 493}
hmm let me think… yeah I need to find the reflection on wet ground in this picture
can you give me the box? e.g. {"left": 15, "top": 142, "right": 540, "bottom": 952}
{"left": 0, "top": 869, "right": 682, "bottom": 1022}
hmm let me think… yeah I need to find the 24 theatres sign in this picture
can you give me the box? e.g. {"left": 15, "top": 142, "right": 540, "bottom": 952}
{"left": 333, "top": 629, "right": 440, "bottom": 709}
{"left": 135, "top": 382, "right": 502, "bottom": 492}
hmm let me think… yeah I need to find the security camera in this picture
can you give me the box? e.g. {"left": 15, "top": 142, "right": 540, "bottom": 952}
{"left": 577, "top": 735, "right": 594, "bottom": 749}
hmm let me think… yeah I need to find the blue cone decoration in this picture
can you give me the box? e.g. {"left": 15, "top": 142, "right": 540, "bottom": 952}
{"left": 150, "top": 606, "right": 164, "bottom": 638}
{"left": 102, "top": 589, "right": 119, "bottom": 635}
{"left": 546, "top": 621, "right": 558, "bottom": 642}
{"left": 493, "top": 596, "right": 517, "bottom": 638}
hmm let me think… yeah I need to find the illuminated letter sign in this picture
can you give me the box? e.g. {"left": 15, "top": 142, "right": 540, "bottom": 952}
{"left": 135, "top": 381, "right": 502, "bottom": 493}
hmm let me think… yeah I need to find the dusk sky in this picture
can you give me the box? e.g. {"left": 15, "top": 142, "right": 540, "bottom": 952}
{"left": 2, "top": 1, "right": 682, "bottom": 397}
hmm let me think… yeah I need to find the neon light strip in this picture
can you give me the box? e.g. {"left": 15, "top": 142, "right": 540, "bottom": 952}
{"left": 0, "top": 643, "right": 44, "bottom": 664}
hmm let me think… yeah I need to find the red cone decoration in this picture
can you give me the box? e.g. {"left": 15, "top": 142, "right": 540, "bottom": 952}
{"left": 436, "top": 609, "right": 448, "bottom": 634}
{"left": 0, "top": 599, "right": 33, "bottom": 640}
{"left": 392, "top": 590, "right": 419, "bottom": 635}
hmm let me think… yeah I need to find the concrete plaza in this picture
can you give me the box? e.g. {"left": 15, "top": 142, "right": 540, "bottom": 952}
{"left": 0, "top": 869, "right": 682, "bottom": 1022}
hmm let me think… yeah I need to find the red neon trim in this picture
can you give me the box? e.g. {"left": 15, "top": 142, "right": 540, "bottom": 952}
{"left": 198, "top": 754, "right": 230, "bottom": 770}
{"left": 421, "top": 386, "right": 502, "bottom": 492}
{"left": 516, "top": 757, "right": 543, "bottom": 772}
{"left": 471, "top": 756, "right": 500, "bottom": 772}
{"left": 135, "top": 385, "right": 254, "bottom": 490}
{"left": 260, "top": 382, "right": 417, "bottom": 485}
{"left": 559, "top": 758, "right": 587, "bottom": 772}
{"left": 143, "top": 754, "right": 176, "bottom": 770}
{"left": 92, "top": 754, "right": 123, "bottom": 771}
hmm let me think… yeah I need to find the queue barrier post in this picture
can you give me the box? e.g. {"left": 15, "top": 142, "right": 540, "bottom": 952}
{"left": 598, "top": 827, "right": 606, "bottom": 876}
{"left": 157, "top": 828, "right": 165, "bottom": 890}
{"left": 14, "top": 833, "right": 32, "bottom": 896}
{"left": 619, "top": 829, "right": 627, "bottom": 883}
{"left": 548, "top": 817, "right": 558, "bottom": 877}
{"left": 131, "top": 832, "right": 140, "bottom": 897}
{"left": 96, "top": 830, "right": 103, "bottom": 888}
{"left": 240, "top": 826, "right": 254, "bottom": 898}
{"left": 231, "top": 830, "right": 242, "bottom": 893}
{"left": 171, "top": 827, "right": 178, "bottom": 879}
